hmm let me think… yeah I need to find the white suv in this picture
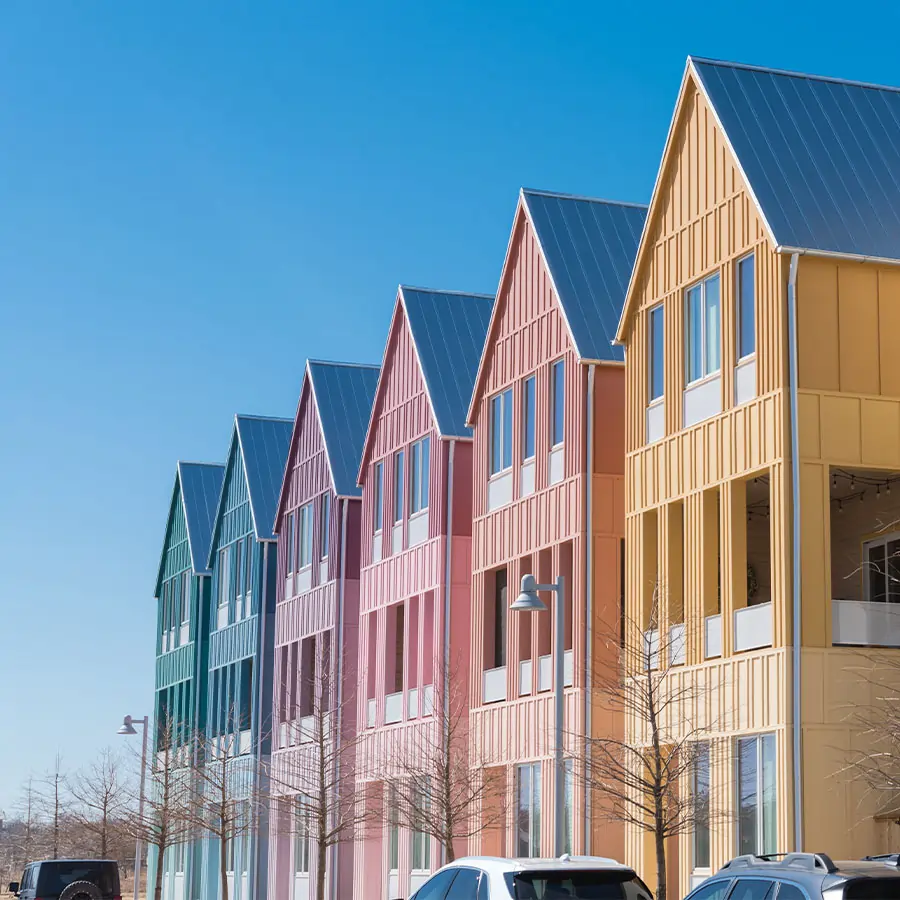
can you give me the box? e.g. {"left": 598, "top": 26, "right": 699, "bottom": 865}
{"left": 406, "top": 855, "right": 654, "bottom": 900}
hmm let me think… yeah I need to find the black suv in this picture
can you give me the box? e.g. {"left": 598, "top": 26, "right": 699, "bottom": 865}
{"left": 684, "top": 853, "right": 900, "bottom": 900}
{"left": 8, "top": 860, "right": 121, "bottom": 900}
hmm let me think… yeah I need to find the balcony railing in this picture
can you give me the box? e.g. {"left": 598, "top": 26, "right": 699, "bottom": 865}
{"left": 705, "top": 615, "right": 722, "bottom": 659}
{"left": 384, "top": 691, "right": 403, "bottom": 724}
{"left": 537, "top": 650, "right": 575, "bottom": 691}
{"left": 482, "top": 666, "right": 507, "bottom": 703}
{"left": 833, "top": 599, "right": 900, "bottom": 647}
{"left": 669, "top": 623, "right": 686, "bottom": 665}
{"left": 734, "top": 602, "right": 773, "bottom": 652}
{"left": 299, "top": 716, "right": 315, "bottom": 744}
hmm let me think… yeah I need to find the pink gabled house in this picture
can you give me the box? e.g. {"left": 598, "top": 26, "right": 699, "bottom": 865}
{"left": 465, "top": 189, "right": 646, "bottom": 861}
{"left": 353, "top": 286, "right": 493, "bottom": 900}
{"left": 268, "top": 359, "right": 380, "bottom": 900}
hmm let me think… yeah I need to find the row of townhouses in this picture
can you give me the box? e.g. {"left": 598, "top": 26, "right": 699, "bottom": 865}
{"left": 151, "top": 56, "right": 900, "bottom": 900}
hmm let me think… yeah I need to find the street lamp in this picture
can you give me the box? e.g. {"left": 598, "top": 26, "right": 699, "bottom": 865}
{"left": 510, "top": 573, "right": 566, "bottom": 857}
{"left": 118, "top": 715, "right": 149, "bottom": 900}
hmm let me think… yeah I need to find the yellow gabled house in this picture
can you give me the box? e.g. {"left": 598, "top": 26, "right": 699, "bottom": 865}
{"left": 616, "top": 56, "right": 900, "bottom": 895}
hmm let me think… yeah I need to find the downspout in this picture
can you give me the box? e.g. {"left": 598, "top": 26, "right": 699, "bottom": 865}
{"left": 584, "top": 364, "right": 596, "bottom": 853}
{"left": 330, "top": 498, "right": 349, "bottom": 900}
{"left": 253, "top": 541, "right": 271, "bottom": 900}
{"left": 442, "top": 439, "right": 456, "bottom": 866}
{"left": 787, "top": 252, "right": 803, "bottom": 851}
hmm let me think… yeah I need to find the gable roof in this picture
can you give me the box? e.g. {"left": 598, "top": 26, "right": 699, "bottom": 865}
{"left": 154, "top": 461, "right": 224, "bottom": 595}
{"left": 618, "top": 56, "right": 900, "bottom": 341}
{"left": 357, "top": 286, "right": 494, "bottom": 478}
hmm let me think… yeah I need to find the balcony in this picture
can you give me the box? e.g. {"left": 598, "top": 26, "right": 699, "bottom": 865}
{"left": 537, "top": 650, "right": 575, "bottom": 691}
{"left": 833, "top": 599, "right": 900, "bottom": 648}
{"left": 705, "top": 615, "right": 722, "bottom": 659}
{"left": 408, "top": 510, "right": 429, "bottom": 547}
{"left": 487, "top": 471, "right": 513, "bottom": 511}
{"left": 482, "top": 666, "right": 507, "bottom": 703}
{"left": 384, "top": 691, "right": 403, "bottom": 724}
{"left": 734, "top": 602, "right": 773, "bottom": 652}
{"left": 669, "top": 623, "right": 686, "bottom": 665}
{"left": 299, "top": 716, "right": 315, "bottom": 744}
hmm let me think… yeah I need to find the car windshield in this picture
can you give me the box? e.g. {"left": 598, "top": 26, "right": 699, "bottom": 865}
{"left": 36, "top": 862, "right": 118, "bottom": 896}
{"left": 843, "top": 879, "right": 900, "bottom": 900}
{"left": 509, "top": 871, "right": 653, "bottom": 900}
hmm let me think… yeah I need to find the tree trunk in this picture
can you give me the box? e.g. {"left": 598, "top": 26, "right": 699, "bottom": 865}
{"left": 654, "top": 823, "right": 667, "bottom": 900}
{"left": 316, "top": 840, "right": 328, "bottom": 900}
{"left": 444, "top": 839, "right": 455, "bottom": 864}
{"left": 220, "top": 836, "right": 230, "bottom": 900}
{"left": 153, "top": 844, "right": 165, "bottom": 900}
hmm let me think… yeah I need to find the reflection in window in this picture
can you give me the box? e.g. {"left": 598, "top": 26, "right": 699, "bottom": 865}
{"left": 685, "top": 274, "right": 721, "bottom": 383}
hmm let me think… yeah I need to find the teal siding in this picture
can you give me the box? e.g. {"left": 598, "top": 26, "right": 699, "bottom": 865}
{"left": 209, "top": 616, "right": 258, "bottom": 668}
{"left": 156, "top": 643, "right": 194, "bottom": 687}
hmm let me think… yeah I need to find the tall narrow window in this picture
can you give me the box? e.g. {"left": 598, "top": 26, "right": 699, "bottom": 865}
{"left": 238, "top": 658, "right": 253, "bottom": 735}
{"left": 320, "top": 493, "right": 331, "bottom": 559}
{"left": 863, "top": 533, "right": 900, "bottom": 603}
{"left": 685, "top": 273, "right": 721, "bottom": 383}
{"left": 293, "top": 799, "right": 310, "bottom": 875}
{"left": 394, "top": 451, "right": 405, "bottom": 523}
{"left": 412, "top": 778, "right": 432, "bottom": 871}
{"left": 563, "top": 759, "right": 574, "bottom": 855}
{"left": 298, "top": 503, "right": 313, "bottom": 568}
{"left": 181, "top": 572, "right": 191, "bottom": 626}
{"left": 243, "top": 539, "right": 252, "bottom": 604}
{"left": 737, "top": 734, "right": 776, "bottom": 855}
{"left": 737, "top": 254, "right": 756, "bottom": 360}
{"left": 523, "top": 376, "right": 536, "bottom": 460}
{"left": 373, "top": 462, "right": 384, "bottom": 532}
{"left": 388, "top": 785, "right": 400, "bottom": 871}
{"left": 217, "top": 546, "right": 231, "bottom": 629}
{"left": 649, "top": 305, "right": 664, "bottom": 402}
{"left": 394, "top": 603, "right": 405, "bottom": 693}
{"left": 693, "top": 743, "right": 711, "bottom": 869}
{"left": 494, "top": 569, "right": 508, "bottom": 668}
{"left": 490, "top": 389, "right": 513, "bottom": 475}
{"left": 516, "top": 762, "right": 541, "bottom": 857}
{"left": 410, "top": 437, "right": 430, "bottom": 514}
{"left": 235, "top": 538, "right": 245, "bottom": 614}
{"left": 551, "top": 360, "right": 565, "bottom": 446}
{"left": 287, "top": 513, "right": 296, "bottom": 573}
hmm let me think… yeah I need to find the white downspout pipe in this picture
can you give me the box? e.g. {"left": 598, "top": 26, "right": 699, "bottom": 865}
{"left": 442, "top": 439, "right": 456, "bottom": 866}
{"left": 787, "top": 251, "right": 803, "bottom": 850}
{"left": 584, "top": 363, "right": 596, "bottom": 852}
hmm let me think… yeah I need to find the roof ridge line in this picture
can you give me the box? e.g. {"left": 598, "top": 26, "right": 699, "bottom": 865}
{"left": 307, "top": 358, "right": 380, "bottom": 369}
{"left": 522, "top": 187, "right": 649, "bottom": 209}
{"left": 235, "top": 413, "right": 293, "bottom": 423}
{"left": 178, "top": 460, "right": 225, "bottom": 468}
{"left": 399, "top": 284, "right": 494, "bottom": 300}
{"left": 690, "top": 54, "right": 900, "bottom": 95}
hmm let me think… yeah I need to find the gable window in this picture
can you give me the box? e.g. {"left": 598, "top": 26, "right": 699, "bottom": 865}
{"left": 320, "top": 493, "right": 331, "bottom": 559}
{"left": 523, "top": 376, "right": 536, "bottom": 460}
{"left": 298, "top": 503, "right": 313, "bottom": 569}
{"left": 235, "top": 538, "right": 245, "bottom": 616}
{"left": 649, "top": 305, "right": 665, "bottom": 402}
{"left": 243, "top": 538, "right": 252, "bottom": 601}
{"left": 287, "top": 512, "right": 296, "bottom": 574}
{"left": 737, "top": 733, "right": 776, "bottom": 855}
{"left": 551, "top": 359, "right": 565, "bottom": 446}
{"left": 394, "top": 450, "right": 405, "bottom": 523}
{"left": 217, "top": 545, "right": 231, "bottom": 629}
{"left": 737, "top": 254, "right": 756, "bottom": 360}
{"left": 373, "top": 461, "right": 384, "bottom": 533}
{"left": 180, "top": 571, "right": 191, "bottom": 644}
{"left": 685, "top": 273, "right": 721, "bottom": 384}
{"left": 864, "top": 532, "right": 900, "bottom": 603}
{"left": 490, "top": 388, "right": 513, "bottom": 476}
{"left": 410, "top": 437, "right": 430, "bottom": 515}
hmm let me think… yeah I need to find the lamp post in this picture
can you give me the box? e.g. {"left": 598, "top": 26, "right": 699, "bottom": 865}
{"left": 118, "top": 715, "right": 149, "bottom": 900}
{"left": 510, "top": 573, "right": 566, "bottom": 857}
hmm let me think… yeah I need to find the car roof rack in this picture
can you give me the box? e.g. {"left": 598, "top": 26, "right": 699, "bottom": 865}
{"left": 722, "top": 853, "right": 837, "bottom": 874}
{"left": 863, "top": 854, "right": 900, "bottom": 867}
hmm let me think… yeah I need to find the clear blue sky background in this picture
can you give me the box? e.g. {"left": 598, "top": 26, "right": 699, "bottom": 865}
{"left": 2, "top": 0, "right": 900, "bottom": 811}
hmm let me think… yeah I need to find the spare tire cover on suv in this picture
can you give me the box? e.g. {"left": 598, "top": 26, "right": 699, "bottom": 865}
{"left": 59, "top": 881, "right": 103, "bottom": 900}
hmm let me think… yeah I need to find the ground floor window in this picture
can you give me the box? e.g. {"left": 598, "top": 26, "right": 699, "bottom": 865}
{"left": 864, "top": 532, "right": 900, "bottom": 603}
{"left": 388, "top": 785, "right": 400, "bottom": 872}
{"left": 412, "top": 780, "right": 431, "bottom": 871}
{"left": 693, "top": 742, "right": 711, "bottom": 869}
{"left": 516, "top": 762, "right": 541, "bottom": 858}
{"left": 293, "top": 799, "right": 310, "bottom": 875}
{"left": 737, "top": 733, "right": 776, "bottom": 855}
{"left": 563, "top": 760, "right": 574, "bottom": 855}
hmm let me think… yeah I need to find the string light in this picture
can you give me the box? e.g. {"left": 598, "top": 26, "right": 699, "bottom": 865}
{"left": 851, "top": 475, "right": 856, "bottom": 489}
{"left": 832, "top": 473, "right": 838, "bottom": 490}
{"left": 861, "top": 491, "right": 866, "bottom": 503}
{"left": 838, "top": 499, "right": 843, "bottom": 513}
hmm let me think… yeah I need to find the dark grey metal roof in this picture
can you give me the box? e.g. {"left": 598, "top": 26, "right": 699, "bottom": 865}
{"left": 308, "top": 360, "right": 380, "bottom": 498}
{"left": 178, "top": 462, "right": 225, "bottom": 575}
{"left": 234, "top": 414, "right": 293, "bottom": 541}
{"left": 400, "top": 286, "right": 494, "bottom": 438}
{"left": 692, "top": 57, "right": 900, "bottom": 261}
{"left": 522, "top": 189, "right": 647, "bottom": 362}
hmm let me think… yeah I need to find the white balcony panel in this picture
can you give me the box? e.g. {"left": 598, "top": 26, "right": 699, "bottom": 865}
{"left": 520, "top": 460, "right": 535, "bottom": 497}
{"left": 319, "top": 559, "right": 329, "bottom": 585}
{"left": 384, "top": 691, "right": 403, "bottom": 724}
{"left": 239, "top": 729, "right": 252, "bottom": 755}
{"left": 833, "top": 599, "right": 900, "bottom": 647}
{"left": 408, "top": 687, "right": 419, "bottom": 719}
{"left": 278, "top": 722, "right": 289, "bottom": 749}
{"left": 391, "top": 522, "right": 404, "bottom": 555}
{"left": 366, "top": 698, "right": 376, "bottom": 729}
{"left": 217, "top": 604, "right": 229, "bottom": 630}
{"left": 669, "top": 623, "right": 686, "bottom": 666}
{"left": 549, "top": 446, "right": 564, "bottom": 485}
{"left": 538, "top": 654, "right": 552, "bottom": 692}
{"left": 735, "top": 357, "right": 756, "bottom": 406}
{"left": 482, "top": 666, "right": 507, "bottom": 704}
{"left": 519, "top": 659, "right": 533, "bottom": 696}
{"left": 293, "top": 874, "right": 310, "bottom": 900}
{"left": 284, "top": 574, "right": 294, "bottom": 599}
{"left": 408, "top": 511, "right": 429, "bottom": 547}
{"left": 388, "top": 874, "right": 399, "bottom": 900}
{"left": 646, "top": 402, "right": 665, "bottom": 444}
{"left": 422, "top": 684, "right": 434, "bottom": 716}
{"left": 564, "top": 649, "right": 574, "bottom": 687}
{"left": 299, "top": 716, "right": 315, "bottom": 744}
{"left": 643, "top": 629, "right": 660, "bottom": 670}
{"left": 683, "top": 375, "right": 722, "bottom": 428}
{"left": 180, "top": 623, "right": 189, "bottom": 646}
{"left": 705, "top": 615, "right": 722, "bottom": 659}
{"left": 487, "top": 471, "right": 513, "bottom": 511}
{"left": 296, "top": 566, "right": 312, "bottom": 594}
{"left": 411, "top": 873, "right": 429, "bottom": 892}
{"left": 372, "top": 532, "right": 382, "bottom": 563}
{"left": 734, "top": 602, "right": 773, "bottom": 652}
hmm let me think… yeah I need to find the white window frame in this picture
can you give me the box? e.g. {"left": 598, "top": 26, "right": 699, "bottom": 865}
{"left": 684, "top": 273, "right": 721, "bottom": 385}
{"left": 735, "top": 733, "right": 777, "bottom": 856}
{"left": 411, "top": 778, "right": 432, "bottom": 872}
{"left": 393, "top": 450, "right": 405, "bottom": 524}
{"left": 373, "top": 461, "right": 384, "bottom": 533}
{"left": 864, "top": 531, "right": 900, "bottom": 603}
{"left": 692, "top": 742, "right": 711, "bottom": 871}
{"left": 648, "top": 304, "right": 665, "bottom": 403}
{"left": 409, "top": 437, "right": 430, "bottom": 515}
{"left": 298, "top": 503, "right": 313, "bottom": 570}
{"left": 293, "top": 798, "right": 310, "bottom": 875}
{"left": 217, "top": 545, "right": 231, "bottom": 628}
{"left": 320, "top": 493, "right": 331, "bottom": 560}
{"left": 490, "top": 388, "right": 513, "bottom": 476}
{"left": 551, "top": 359, "right": 565, "bottom": 447}
{"left": 516, "top": 761, "right": 541, "bottom": 858}
{"left": 736, "top": 252, "right": 756, "bottom": 362}
{"left": 522, "top": 375, "right": 536, "bottom": 461}
{"left": 287, "top": 512, "right": 296, "bottom": 574}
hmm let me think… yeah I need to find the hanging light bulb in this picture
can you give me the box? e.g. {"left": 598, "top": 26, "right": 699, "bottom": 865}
{"left": 878, "top": 484, "right": 881, "bottom": 498}
{"left": 832, "top": 473, "right": 838, "bottom": 489}
{"left": 851, "top": 474, "right": 856, "bottom": 489}
{"left": 861, "top": 491, "right": 866, "bottom": 504}
{"left": 838, "top": 499, "right": 843, "bottom": 513}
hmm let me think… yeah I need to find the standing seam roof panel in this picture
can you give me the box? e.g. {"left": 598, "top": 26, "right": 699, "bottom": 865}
{"left": 179, "top": 462, "right": 226, "bottom": 575}
{"left": 235, "top": 416, "right": 294, "bottom": 541}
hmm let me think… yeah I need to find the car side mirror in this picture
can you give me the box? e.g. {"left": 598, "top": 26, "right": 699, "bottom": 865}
{"left": 8, "top": 882, "right": 19, "bottom": 895}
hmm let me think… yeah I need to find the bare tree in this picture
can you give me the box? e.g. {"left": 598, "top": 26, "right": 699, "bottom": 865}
{"left": 68, "top": 748, "right": 130, "bottom": 858}
{"left": 36, "top": 755, "right": 67, "bottom": 860}
{"left": 577, "top": 592, "right": 723, "bottom": 900}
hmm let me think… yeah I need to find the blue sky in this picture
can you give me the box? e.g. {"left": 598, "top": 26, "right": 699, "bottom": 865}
{"left": 2, "top": 0, "right": 900, "bottom": 809}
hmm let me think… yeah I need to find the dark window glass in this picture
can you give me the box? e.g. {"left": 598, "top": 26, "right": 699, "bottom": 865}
{"left": 512, "top": 871, "right": 653, "bottom": 900}
{"left": 394, "top": 451, "right": 405, "bottom": 522}
{"left": 738, "top": 254, "right": 756, "bottom": 359}
{"left": 686, "top": 881, "right": 733, "bottom": 900}
{"left": 843, "top": 878, "right": 900, "bottom": 900}
{"left": 239, "top": 658, "right": 253, "bottom": 732}
{"left": 446, "top": 868, "right": 480, "bottom": 900}
{"left": 693, "top": 742, "right": 711, "bottom": 868}
{"left": 729, "top": 880, "right": 774, "bottom": 900}
{"left": 321, "top": 493, "right": 331, "bottom": 559}
{"left": 552, "top": 360, "right": 565, "bottom": 446}
{"left": 36, "top": 861, "right": 119, "bottom": 896}
{"left": 478, "top": 872, "right": 490, "bottom": 900}
{"left": 374, "top": 462, "right": 384, "bottom": 531}
{"left": 649, "top": 305, "right": 665, "bottom": 401}
{"left": 775, "top": 885, "right": 807, "bottom": 900}
{"left": 523, "top": 376, "right": 536, "bottom": 460}
{"left": 494, "top": 569, "right": 507, "bottom": 668}
{"left": 414, "top": 869, "right": 458, "bottom": 900}
{"left": 491, "top": 394, "right": 503, "bottom": 474}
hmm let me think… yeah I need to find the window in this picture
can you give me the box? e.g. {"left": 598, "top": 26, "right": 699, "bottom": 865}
{"left": 685, "top": 273, "right": 721, "bottom": 383}
{"left": 563, "top": 759, "right": 574, "bottom": 855}
{"left": 516, "top": 762, "right": 541, "bottom": 857}
{"left": 490, "top": 389, "right": 513, "bottom": 476}
{"left": 218, "top": 546, "right": 231, "bottom": 627}
{"left": 551, "top": 360, "right": 565, "bottom": 446}
{"left": 320, "top": 494, "right": 331, "bottom": 559}
{"left": 238, "top": 658, "right": 253, "bottom": 734}
{"left": 737, "top": 254, "right": 755, "bottom": 360}
{"left": 693, "top": 742, "right": 711, "bottom": 869}
{"left": 293, "top": 799, "right": 310, "bottom": 875}
{"left": 511, "top": 872, "right": 653, "bottom": 900}
{"left": 737, "top": 734, "right": 777, "bottom": 855}
{"left": 649, "top": 304, "right": 664, "bottom": 402}
{"left": 287, "top": 512, "right": 296, "bottom": 573}
{"left": 493, "top": 569, "right": 507, "bottom": 668}
{"left": 388, "top": 786, "right": 400, "bottom": 871}
{"left": 523, "top": 376, "right": 536, "bottom": 460}
{"left": 373, "top": 461, "right": 384, "bottom": 532}
{"left": 445, "top": 868, "right": 481, "bottom": 900}
{"left": 410, "top": 437, "right": 430, "bottom": 514}
{"left": 776, "top": 886, "right": 808, "bottom": 900}
{"left": 681, "top": 882, "right": 732, "bottom": 900}
{"left": 864, "top": 532, "right": 900, "bottom": 603}
{"left": 729, "top": 881, "right": 775, "bottom": 900}
{"left": 414, "top": 870, "right": 457, "bottom": 900}
{"left": 412, "top": 779, "right": 432, "bottom": 871}
{"left": 181, "top": 572, "right": 191, "bottom": 625}
{"left": 298, "top": 503, "right": 313, "bottom": 568}
{"left": 243, "top": 539, "right": 252, "bottom": 604}
{"left": 235, "top": 537, "right": 245, "bottom": 603}
{"left": 394, "top": 451, "right": 405, "bottom": 523}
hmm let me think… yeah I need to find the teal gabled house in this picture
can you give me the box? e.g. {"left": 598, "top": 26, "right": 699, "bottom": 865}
{"left": 152, "top": 460, "right": 225, "bottom": 900}
{"left": 201, "top": 414, "right": 293, "bottom": 900}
